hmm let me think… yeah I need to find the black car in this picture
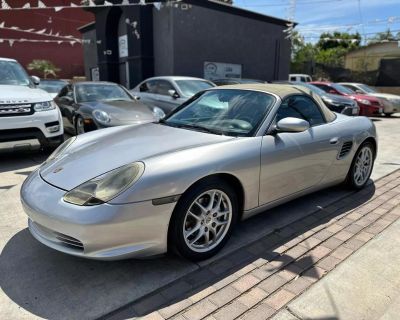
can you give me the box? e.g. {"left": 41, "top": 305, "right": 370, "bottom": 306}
{"left": 212, "top": 78, "right": 267, "bottom": 86}
{"left": 273, "top": 81, "right": 359, "bottom": 116}
{"left": 55, "top": 81, "right": 163, "bottom": 135}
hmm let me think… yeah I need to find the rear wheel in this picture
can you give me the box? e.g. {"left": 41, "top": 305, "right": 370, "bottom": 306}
{"left": 346, "top": 141, "right": 375, "bottom": 189}
{"left": 169, "top": 179, "right": 238, "bottom": 261}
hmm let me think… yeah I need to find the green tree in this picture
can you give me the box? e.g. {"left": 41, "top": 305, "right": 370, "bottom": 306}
{"left": 317, "top": 32, "right": 361, "bottom": 50}
{"left": 27, "top": 60, "right": 61, "bottom": 79}
{"left": 370, "top": 29, "right": 396, "bottom": 43}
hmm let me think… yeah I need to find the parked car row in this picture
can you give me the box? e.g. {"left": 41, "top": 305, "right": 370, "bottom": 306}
{"left": 0, "top": 56, "right": 398, "bottom": 154}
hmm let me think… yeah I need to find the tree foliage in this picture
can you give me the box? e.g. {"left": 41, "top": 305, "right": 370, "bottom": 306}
{"left": 27, "top": 60, "right": 61, "bottom": 79}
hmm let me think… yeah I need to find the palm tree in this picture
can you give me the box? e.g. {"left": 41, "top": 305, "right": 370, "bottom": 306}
{"left": 27, "top": 60, "right": 61, "bottom": 79}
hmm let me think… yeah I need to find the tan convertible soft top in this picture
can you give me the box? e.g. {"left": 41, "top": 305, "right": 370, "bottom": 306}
{"left": 212, "top": 83, "right": 337, "bottom": 123}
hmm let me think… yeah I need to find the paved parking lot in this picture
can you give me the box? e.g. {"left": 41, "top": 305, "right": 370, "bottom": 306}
{"left": 0, "top": 116, "right": 399, "bottom": 320}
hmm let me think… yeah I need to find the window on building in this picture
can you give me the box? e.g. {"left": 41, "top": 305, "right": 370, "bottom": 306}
{"left": 277, "top": 95, "right": 325, "bottom": 126}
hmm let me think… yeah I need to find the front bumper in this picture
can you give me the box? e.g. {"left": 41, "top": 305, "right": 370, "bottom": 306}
{"left": 21, "top": 169, "right": 176, "bottom": 260}
{"left": 0, "top": 108, "right": 64, "bottom": 148}
{"left": 358, "top": 104, "right": 383, "bottom": 117}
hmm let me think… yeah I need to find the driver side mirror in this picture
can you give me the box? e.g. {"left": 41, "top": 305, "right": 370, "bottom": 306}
{"left": 275, "top": 117, "right": 310, "bottom": 133}
{"left": 31, "top": 76, "right": 40, "bottom": 85}
{"left": 168, "top": 89, "right": 180, "bottom": 99}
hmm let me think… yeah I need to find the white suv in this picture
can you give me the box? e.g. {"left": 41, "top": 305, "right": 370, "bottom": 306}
{"left": 0, "top": 58, "right": 64, "bottom": 151}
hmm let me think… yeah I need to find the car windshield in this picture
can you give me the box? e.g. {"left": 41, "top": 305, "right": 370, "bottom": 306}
{"left": 0, "top": 60, "right": 31, "bottom": 86}
{"left": 164, "top": 89, "right": 275, "bottom": 137}
{"left": 331, "top": 83, "right": 355, "bottom": 95}
{"left": 294, "top": 82, "right": 326, "bottom": 96}
{"left": 358, "top": 84, "right": 377, "bottom": 93}
{"left": 175, "top": 80, "right": 215, "bottom": 97}
{"left": 39, "top": 81, "right": 67, "bottom": 93}
{"left": 75, "top": 83, "right": 132, "bottom": 102}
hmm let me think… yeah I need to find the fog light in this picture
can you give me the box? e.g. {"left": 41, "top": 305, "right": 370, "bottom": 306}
{"left": 47, "top": 125, "right": 60, "bottom": 133}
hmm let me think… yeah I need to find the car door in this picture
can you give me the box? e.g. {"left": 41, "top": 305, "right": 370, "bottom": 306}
{"left": 55, "top": 85, "right": 75, "bottom": 133}
{"left": 259, "top": 95, "right": 340, "bottom": 205}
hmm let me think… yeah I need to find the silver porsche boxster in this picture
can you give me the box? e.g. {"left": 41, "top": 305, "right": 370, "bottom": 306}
{"left": 21, "top": 84, "right": 377, "bottom": 261}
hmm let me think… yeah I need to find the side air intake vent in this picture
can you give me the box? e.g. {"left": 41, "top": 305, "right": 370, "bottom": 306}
{"left": 339, "top": 141, "right": 353, "bottom": 158}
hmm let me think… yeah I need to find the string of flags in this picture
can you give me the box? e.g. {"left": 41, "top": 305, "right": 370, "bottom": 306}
{"left": 0, "top": 0, "right": 179, "bottom": 11}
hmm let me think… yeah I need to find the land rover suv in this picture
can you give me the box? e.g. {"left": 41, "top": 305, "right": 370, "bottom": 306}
{"left": 0, "top": 58, "right": 64, "bottom": 151}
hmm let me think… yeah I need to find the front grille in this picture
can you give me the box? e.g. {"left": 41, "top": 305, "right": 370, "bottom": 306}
{"left": 0, "top": 127, "right": 44, "bottom": 143}
{"left": 0, "top": 103, "right": 34, "bottom": 117}
{"left": 32, "top": 221, "right": 84, "bottom": 252}
{"left": 339, "top": 141, "right": 353, "bottom": 158}
{"left": 53, "top": 231, "right": 84, "bottom": 251}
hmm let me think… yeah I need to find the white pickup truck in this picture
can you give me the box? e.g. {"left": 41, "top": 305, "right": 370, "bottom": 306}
{"left": 0, "top": 58, "right": 64, "bottom": 151}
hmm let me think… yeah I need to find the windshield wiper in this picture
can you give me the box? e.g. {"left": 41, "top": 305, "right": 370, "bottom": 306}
{"left": 174, "top": 123, "right": 224, "bottom": 135}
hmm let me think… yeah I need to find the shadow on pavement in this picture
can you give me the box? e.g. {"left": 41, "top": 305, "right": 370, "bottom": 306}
{"left": 0, "top": 183, "right": 376, "bottom": 320}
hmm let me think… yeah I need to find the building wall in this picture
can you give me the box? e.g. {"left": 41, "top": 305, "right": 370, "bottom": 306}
{"left": 345, "top": 43, "right": 400, "bottom": 72}
{"left": 0, "top": 1, "right": 93, "bottom": 79}
{"left": 153, "top": 6, "right": 174, "bottom": 76}
{"left": 169, "top": 4, "right": 291, "bottom": 81}
{"left": 81, "top": 26, "right": 98, "bottom": 80}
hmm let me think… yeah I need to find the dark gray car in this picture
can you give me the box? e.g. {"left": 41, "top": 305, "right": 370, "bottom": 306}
{"left": 55, "top": 81, "right": 162, "bottom": 135}
{"left": 131, "top": 76, "right": 215, "bottom": 115}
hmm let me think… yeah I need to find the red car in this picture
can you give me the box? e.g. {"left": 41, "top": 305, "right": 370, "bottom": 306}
{"left": 311, "top": 82, "right": 383, "bottom": 117}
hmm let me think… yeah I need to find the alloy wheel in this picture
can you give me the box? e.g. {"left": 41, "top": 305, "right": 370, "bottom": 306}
{"left": 76, "top": 117, "right": 85, "bottom": 135}
{"left": 183, "top": 189, "right": 232, "bottom": 253}
{"left": 353, "top": 146, "right": 373, "bottom": 187}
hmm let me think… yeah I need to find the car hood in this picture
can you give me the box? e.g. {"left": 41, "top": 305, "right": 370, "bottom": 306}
{"left": 322, "top": 93, "right": 354, "bottom": 104}
{"left": 39, "top": 123, "right": 235, "bottom": 190}
{"left": 0, "top": 85, "right": 52, "bottom": 104}
{"left": 81, "top": 100, "right": 156, "bottom": 121}
{"left": 346, "top": 93, "right": 380, "bottom": 102}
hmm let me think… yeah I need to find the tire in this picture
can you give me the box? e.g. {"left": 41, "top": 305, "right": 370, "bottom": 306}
{"left": 169, "top": 178, "right": 239, "bottom": 261}
{"left": 346, "top": 141, "right": 375, "bottom": 189}
{"left": 75, "top": 116, "right": 86, "bottom": 135}
{"left": 384, "top": 113, "right": 393, "bottom": 117}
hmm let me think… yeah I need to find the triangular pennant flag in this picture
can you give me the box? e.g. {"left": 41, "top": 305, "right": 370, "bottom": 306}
{"left": 54, "top": 7, "right": 63, "bottom": 12}
{"left": 70, "top": 41, "right": 76, "bottom": 46}
{"left": 0, "top": 21, "right": 4, "bottom": 28}
{"left": 22, "top": 3, "right": 30, "bottom": 8}
{"left": 88, "top": 0, "right": 96, "bottom": 6}
{"left": 57, "top": 41, "right": 62, "bottom": 44}
{"left": 25, "top": 28, "right": 35, "bottom": 32}
{"left": 37, "top": 0, "right": 46, "bottom": 8}
{"left": 36, "top": 28, "right": 46, "bottom": 34}
{"left": 154, "top": 2, "right": 162, "bottom": 10}
{"left": 104, "top": 1, "right": 112, "bottom": 5}
{"left": 139, "top": 0, "right": 145, "bottom": 5}
{"left": 1, "top": 0, "right": 11, "bottom": 9}
{"left": 122, "top": 0, "right": 129, "bottom": 5}
{"left": 96, "top": 40, "right": 102, "bottom": 44}
{"left": 8, "top": 39, "right": 14, "bottom": 46}
{"left": 0, "top": 39, "right": 4, "bottom": 43}
{"left": 70, "top": 3, "right": 77, "bottom": 7}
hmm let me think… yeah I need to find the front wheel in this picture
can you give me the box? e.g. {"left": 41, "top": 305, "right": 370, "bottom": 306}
{"left": 169, "top": 179, "right": 238, "bottom": 261}
{"left": 75, "top": 116, "right": 86, "bottom": 135}
{"left": 346, "top": 141, "right": 375, "bottom": 189}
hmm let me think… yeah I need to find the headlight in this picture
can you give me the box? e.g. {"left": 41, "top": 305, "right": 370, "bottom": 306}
{"left": 92, "top": 110, "right": 111, "bottom": 125}
{"left": 63, "top": 162, "right": 145, "bottom": 206}
{"left": 152, "top": 106, "right": 166, "bottom": 120}
{"left": 356, "top": 99, "right": 371, "bottom": 105}
{"left": 34, "top": 101, "right": 56, "bottom": 112}
{"left": 46, "top": 137, "right": 76, "bottom": 163}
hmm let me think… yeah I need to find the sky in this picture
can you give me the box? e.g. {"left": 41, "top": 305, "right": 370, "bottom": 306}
{"left": 235, "top": 0, "right": 400, "bottom": 43}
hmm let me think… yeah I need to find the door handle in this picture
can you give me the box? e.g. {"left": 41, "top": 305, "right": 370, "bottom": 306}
{"left": 329, "top": 137, "right": 339, "bottom": 145}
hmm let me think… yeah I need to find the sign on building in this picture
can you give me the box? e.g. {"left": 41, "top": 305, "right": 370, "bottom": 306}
{"left": 204, "top": 61, "right": 242, "bottom": 80}
{"left": 90, "top": 67, "right": 100, "bottom": 81}
{"left": 118, "top": 35, "right": 128, "bottom": 58}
